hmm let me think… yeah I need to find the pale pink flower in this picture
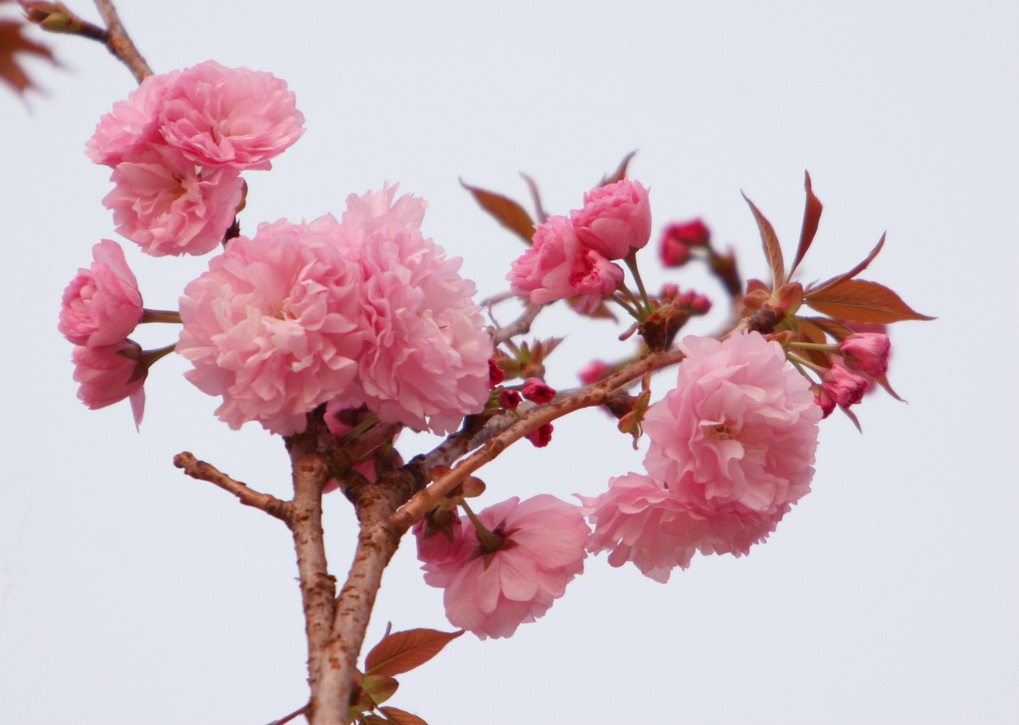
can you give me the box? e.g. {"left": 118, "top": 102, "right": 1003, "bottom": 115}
{"left": 177, "top": 220, "right": 365, "bottom": 435}
{"left": 72, "top": 340, "right": 146, "bottom": 425}
{"left": 570, "top": 179, "right": 652, "bottom": 260}
{"left": 839, "top": 332, "right": 891, "bottom": 377}
{"left": 420, "top": 495, "right": 590, "bottom": 639}
{"left": 103, "top": 146, "right": 244, "bottom": 256}
{"left": 580, "top": 472, "right": 790, "bottom": 582}
{"left": 86, "top": 70, "right": 182, "bottom": 166}
{"left": 414, "top": 513, "right": 466, "bottom": 566}
{"left": 644, "top": 333, "right": 821, "bottom": 518}
{"left": 326, "top": 187, "right": 493, "bottom": 434}
{"left": 507, "top": 215, "right": 623, "bottom": 311}
{"left": 158, "top": 61, "right": 304, "bottom": 170}
{"left": 59, "top": 240, "right": 143, "bottom": 346}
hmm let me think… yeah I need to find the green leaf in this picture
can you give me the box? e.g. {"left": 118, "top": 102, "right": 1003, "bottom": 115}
{"left": 460, "top": 180, "right": 536, "bottom": 245}
{"left": 365, "top": 628, "right": 464, "bottom": 677}
{"left": 789, "top": 171, "right": 823, "bottom": 277}
{"left": 360, "top": 674, "right": 399, "bottom": 706}
{"left": 741, "top": 191, "right": 785, "bottom": 288}
{"left": 805, "top": 279, "right": 935, "bottom": 324}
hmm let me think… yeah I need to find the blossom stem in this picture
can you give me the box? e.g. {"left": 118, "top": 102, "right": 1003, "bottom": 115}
{"left": 623, "top": 250, "right": 652, "bottom": 314}
{"left": 139, "top": 342, "right": 175, "bottom": 367}
{"left": 141, "top": 308, "right": 182, "bottom": 324}
{"left": 93, "top": 0, "right": 152, "bottom": 82}
{"left": 458, "top": 499, "right": 501, "bottom": 552}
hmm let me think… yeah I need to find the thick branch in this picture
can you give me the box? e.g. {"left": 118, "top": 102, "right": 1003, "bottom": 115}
{"left": 93, "top": 0, "right": 151, "bottom": 81}
{"left": 173, "top": 452, "right": 290, "bottom": 521}
{"left": 390, "top": 348, "right": 686, "bottom": 533}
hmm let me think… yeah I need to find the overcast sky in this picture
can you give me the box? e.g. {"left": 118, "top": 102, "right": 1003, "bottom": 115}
{"left": 2, "top": 1, "right": 1017, "bottom": 724}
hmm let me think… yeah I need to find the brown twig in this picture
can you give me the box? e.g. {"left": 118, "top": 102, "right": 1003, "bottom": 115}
{"left": 492, "top": 302, "right": 542, "bottom": 345}
{"left": 389, "top": 347, "right": 687, "bottom": 533}
{"left": 173, "top": 452, "right": 291, "bottom": 521}
{"left": 92, "top": 0, "right": 150, "bottom": 81}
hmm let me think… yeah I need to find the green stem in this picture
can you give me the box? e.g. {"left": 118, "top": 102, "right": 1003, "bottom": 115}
{"left": 141, "top": 308, "right": 182, "bottom": 324}
{"left": 623, "top": 251, "right": 651, "bottom": 314}
{"left": 458, "top": 499, "right": 501, "bottom": 553}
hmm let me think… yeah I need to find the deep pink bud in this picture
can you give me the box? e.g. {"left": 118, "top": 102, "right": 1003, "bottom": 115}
{"left": 521, "top": 377, "right": 556, "bottom": 404}
{"left": 498, "top": 389, "right": 522, "bottom": 410}
{"left": 488, "top": 358, "right": 506, "bottom": 388}
{"left": 660, "top": 219, "right": 710, "bottom": 267}
{"left": 578, "top": 360, "right": 614, "bottom": 386}
{"left": 839, "top": 333, "right": 891, "bottom": 377}
{"left": 823, "top": 364, "right": 869, "bottom": 408}
{"left": 526, "top": 423, "right": 554, "bottom": 448}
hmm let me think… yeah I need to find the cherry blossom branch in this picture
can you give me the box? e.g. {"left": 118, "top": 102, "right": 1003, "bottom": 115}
{"left": 172, "top": 452, "right": 291, "bottom": 521}
{"left": 389, "top": 347, "right": 686, "bottom": 532}
{"left": 92, "top": 0, "right": 151, "bottom": 81}
{"left": 491, "top": 302, "right": 542, "bottom": 345}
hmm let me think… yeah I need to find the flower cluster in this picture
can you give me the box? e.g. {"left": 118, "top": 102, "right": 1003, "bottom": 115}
{"left": 507, "top": 179, "right": 650, "bottom": 311}
{"left": 177, "top": 186, "right": 493, "bottom": 436}
{"left": 417, "top": 495, "right": 590, "bottom": 639}
{"left": 87, "top": 61, "right": 304, "bottom": 256}
{"left": 582, "top": 333, "right": 822, "bottom": 582}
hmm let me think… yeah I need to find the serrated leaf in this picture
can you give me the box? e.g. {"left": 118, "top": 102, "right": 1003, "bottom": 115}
{"left": 808, "top": 233, "right": 886, "bottom": 294}
{"left": 790, "top": 171, "right": 823, "bottom": 277}
{"left": 805, "top": 279, "right": 935, "bottom": 324}
{"left": 0, "top": 18, "right": 54, "bottom": 95}
{"left": 365, "top": 628, "right": 463, "bottom": 677}
{"left": 799, "top": 316, "right": 855, "bottom": 342}
{"left": 520, "top": 173, "right": 548, "bottom": 224}
{"left": 599, "top": 150, "right": 637, "bottom": 186}
{"left": 460, "top": 180, "right": 536, "bottom": 245}
{"left": 379, "top": 706, "right": 428, "bottom": 725}
{"left": 742, "top": 191, "right": 785, "bottom": 287}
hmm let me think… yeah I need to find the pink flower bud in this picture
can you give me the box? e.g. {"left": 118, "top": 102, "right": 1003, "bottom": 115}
{"left": 659, "top": 219, "right": 709, "bottom": 267}
{"left": 578, "top": 360, "right": 614, "bottom": 386}
{"left": 822, "top": 364, "right": 869, "bottom": 408}
{"left": 839, "top": 333, "right": 891, "bottom": 377}
{"left": 570, "top": 179, "right": 652, "bottom": 260}
{"left": 526, "top": 423, "right": 554, "bottom": 448}
{"left": 59, "top": 240, "right": 143, "bottom": 346}
{"left": 498, "top": 389, "right": 521, "bottom": 410}
{"left": 72, "top": 340, "right": 147, "bottom": 426}
{"left": 521, "top": 377, "right": 556, "bottom": 404}
{"left": 488, "top": 358, "right": 506, "bottom": 387}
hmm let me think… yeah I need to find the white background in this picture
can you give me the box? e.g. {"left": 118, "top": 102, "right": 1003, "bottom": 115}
{"left": 2, "top": 1, "right": 1016, "bottom": 723}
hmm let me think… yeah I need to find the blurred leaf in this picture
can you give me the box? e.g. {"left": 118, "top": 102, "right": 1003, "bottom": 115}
{"left": 460, "top": 179, "right": 535, "bottom": 245}
{"left": 795, "top": 318, "right": 833, "bottom": 368}
{"left": 800, "top": 315, "right": 855, "bottom": 342}
{"left": 379, "top": 706, "right": 428, "bottom": 725}
{"left": 873, "top": 374, "right": 906, "bottom": 402}
{"left": 0, "top": 18, "right": 54, "bottom": 95}
{"left": 805, "top": 279, "right": 935, "bottom": 323}
{"left": 741, "top": 191, "right": 785, "bottom": 288}
{"left": 365, "top": 628, "right": 463, "bottom": 677}
{"left": 521, "top": 173, "right": 548, "bottom": 224}
{"left": 840, "top": 403, "right": 863, "bottom": 432}
{"left": 599, "top": 150, "right": 637, "bottom": 186}
{"left": 790, "top": 171, "right": 823, "bottom": 277}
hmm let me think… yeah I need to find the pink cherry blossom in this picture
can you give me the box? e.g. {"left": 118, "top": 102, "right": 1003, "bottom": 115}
{"left": 85, "top": 70, "right": 182, "bottom": 166}
{"left": 103, "top": 146, "right": 244, "bottom": 256}
{"left": 420, "top": 495, "right": 590, "bottom": 639}
{"left": 59, "top": 240, "right": 143, "bottom": 346}
{"left": 570, "top": 179, "right": 652, "bottom": 260}
{"left": 326, "top": 187, "right": 493, "bottom": 434}
{"left": 507, "top": 214, "right": 623, "bottom": 311}
{"left": 643, "top": 333, "right": 821, "bottom": 519}
{"left": 72, "top": 340, "right": 147, "bottom": 426}
{"left": 839, "top": 332, "right": 891, "bottom": 377}
{"left": 177, "top": 220, "right": 366, "bottom": 435}
{"left": 158, "top": 61, "right": 304, "bottom": 170}
{"left": 580, "top": 472, "right": 791, "bottom": 582}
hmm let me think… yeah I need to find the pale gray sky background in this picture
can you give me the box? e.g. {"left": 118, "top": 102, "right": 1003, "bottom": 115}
{"left": 2, "top": 1, "right": 1017, "bottom": 724}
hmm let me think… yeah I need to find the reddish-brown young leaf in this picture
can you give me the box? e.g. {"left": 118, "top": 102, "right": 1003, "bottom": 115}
{"left": 0, "top": 17, "right": 54, "bottom": 94}
{"left": 599, "top": 150, "right": 637, "bottom": 186}
{"left": 795, "top": 317, "right": 834, "bottom": 369}
{"left": 789, "top": 171, "right": 823, "bottom": 277}
{"left": 460, "top": 180, "right": 536, "bottom": 245}
{"left": 379, "top": 706, "right": 428, "bottom": 725}
{"left": 840, "top": 403, "right": 863, "bottom": 432}
{"left": 873, "top": 373, "right": 906, "bottom": 402}
{"left": 365, "top": 628, "right": 463, "bottom": 677}
{"left": 807, "top": 233, "right": 885, "bottom": 295}
{"left": 805, "top": 278, "right": 935, "bottom": 323}
{"left": 520, "top": 172, "right": 548, "bottom": 224}
{"left": 741, "top": 191, "right": 785, "bottom": 288}
{"left": 800, "top": 315, "right": 855, "bottom": 342}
